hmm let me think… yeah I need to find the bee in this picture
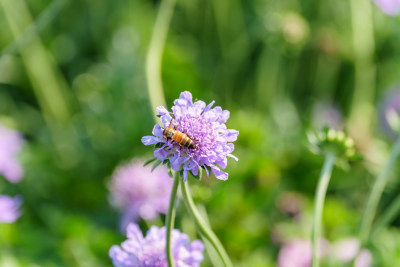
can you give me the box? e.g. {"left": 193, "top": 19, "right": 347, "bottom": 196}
{"left": 163, "top": 122, "right": 197, "bottom": 149}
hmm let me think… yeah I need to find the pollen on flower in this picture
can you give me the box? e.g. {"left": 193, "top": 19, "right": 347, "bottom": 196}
{"left": 142, "top": 91, "right": 239, "bottom": 181}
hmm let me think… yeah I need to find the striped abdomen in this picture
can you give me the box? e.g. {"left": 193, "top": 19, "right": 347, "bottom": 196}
{"left": 164, "top": 126, "right": 196, "bottom": 149}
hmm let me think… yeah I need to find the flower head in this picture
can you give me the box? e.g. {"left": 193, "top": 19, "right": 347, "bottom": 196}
{"left": 0, "top": 195, "right": 22, "bottom": 223}
{"left": 142, "top": 91, "right": 239, "bottom": 181}
{"left": 109, "top": 160, "right": 173, "bottom": 229}
{"left": 109, "top": 223, "right": 204, "bottom": 267}
{"left": 308, "top": 127, "right": 358, "bottom": 163}
{"left": 0, "top": 123, "right": 24, "bottom": 183}
{"left": 372, "top": 0, "right": 400, "bottom": 16}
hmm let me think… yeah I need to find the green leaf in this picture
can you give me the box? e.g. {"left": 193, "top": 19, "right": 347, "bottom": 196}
{"left": 143, "top": 157, "right": 157, "bottom": 167}
{"left": 151, "top": 160, "right": 162, "bottom": 172}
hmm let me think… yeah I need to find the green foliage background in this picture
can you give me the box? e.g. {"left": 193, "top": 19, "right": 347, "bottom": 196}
{"left": 1, "top": 0, "right": 400, "bottom": 266}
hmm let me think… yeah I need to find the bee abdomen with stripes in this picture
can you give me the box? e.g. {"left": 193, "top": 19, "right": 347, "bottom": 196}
{"left": 163, "top": 126, "right": 197, "bottom": 149}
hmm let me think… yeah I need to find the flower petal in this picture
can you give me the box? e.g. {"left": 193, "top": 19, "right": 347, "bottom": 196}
{"left": 126, "top": 223, "right": 144, "bottom": 242}
{"left": 141, "top": 136, "right": 162, "bottom": 145}
{"left": 223, "top": 129, "right": 239, "bottom": 142}
{"left": 152, "top": 124, "right": 164, "bottom": 137}
{"left": 203, "top": 100, "right": 215, "bottom": 113}
{"left": 156, "top": 106, "right": 169, "bottom": 116}
{"left": 179, "top": 91, "right": 193, "bottom": 103}
{"left": 160, "top": 114, "right": 172, "bottom": 125}
{"left": 210, "top": 165, "right": 228, "bottom": 180}
{"left": 154, "top": 147, "right": 173, "bottom": 161}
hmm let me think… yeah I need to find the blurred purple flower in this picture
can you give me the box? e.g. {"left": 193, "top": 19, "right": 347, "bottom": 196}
{"left": 372, "top": 0, "right": 400, "bottom": 16}
{"left": 109, "top": 223, "right": 204, "bottom": 267}
{"left": 110, "top": 160, "right": 173, "bottom": 229}
{"left": 142, "top": 91, "right": 239, "bottom": 181}
{"left": 312, "top": 102, "right": 342, "bottom": 130}
{"left": 0, "top": 195, "right": 22, "bottom": 223}
{"left": 0, "top": 123, "right": 24, "bottom": 183}
{"left": 277, "top": 239, "right": 329, "bottom": 267}
{"left": 379, "top": 89, "right": 400, "bottom": 139}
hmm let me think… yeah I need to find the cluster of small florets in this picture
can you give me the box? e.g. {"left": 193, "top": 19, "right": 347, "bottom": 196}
{"left": 308, "top": 127, "right": 357, "bottom": 160}
{"left": 109, "top": 223, "right": 204, "bottom": 267}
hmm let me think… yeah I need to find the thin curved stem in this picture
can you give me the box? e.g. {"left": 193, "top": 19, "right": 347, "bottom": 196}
{"left": 359, "top": 136, "right": 400, "bottom": 245}
{"left": 146, "top": 0, "right": 175, "bottom": 122}
{"left": 180, "top": 178, "right": 233, "bottom": 267}
{"left": 311, "top": 153, "right": 335, "bottom": 267}
{"left": 372, "top": 194, "right": 400, "bottom": 239}
{"left": 165, "top": 171, "right": 180, "bottom": 267}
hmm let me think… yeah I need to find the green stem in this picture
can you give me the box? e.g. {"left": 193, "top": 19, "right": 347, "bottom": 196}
{"left": 180, "top": 178, "right": 233, "bottom": 267}
{"left": 359, "top": 136, "right": 400, "bottom": 245}
{"left": 165, "top": 171, "right": 180, "bottom": 267}
{"left": 348, "top": 0, "right": 375, "bottom": 132}
{"left": 146, "top": 0, "right": 175, "bottom": 122}
{"left": 372, "top": 193, "right": 400, "bottom": 239}
{"left": 311, "top": 152, "right": 335, "bottom": 267}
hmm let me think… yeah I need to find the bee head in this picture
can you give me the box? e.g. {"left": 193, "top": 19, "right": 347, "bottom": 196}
{"left": 163, "top": 126, "right": 175, "bottom": 138}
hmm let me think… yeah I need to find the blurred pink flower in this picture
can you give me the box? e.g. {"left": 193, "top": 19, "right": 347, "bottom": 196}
{"left": 277, "top": 239, "right": 329, "bottom": 267}
{"left": 333, "top": 238, "right": 372, "bottom": 267}
{"left": 0, "top": 195, "right": 22, "bottom": 223}
{"left": 109, "top": 159, "right": 173, "bottom": 230}
{"left": 372, "top": 0, "right": 400, "bottom": 16}
{"left": 0, "top": 123, "right": 24, "bottom": 183}
{"left": 278, "top": 238, "right": 372, "bottom": 267}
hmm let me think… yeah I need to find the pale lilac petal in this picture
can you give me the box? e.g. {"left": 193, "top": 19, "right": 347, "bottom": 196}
{"left": 156, "top": 106, "right": 169, "bottom": 116}
{"left": 210, "top": 165, "right": 228, "bottom": 180}
{"left": 223, "top": 129, "right": 239, "bottom": 142}
{"left": 161, "top": 114, "right": 172, "bottom": 125}
{"left": 154, "top": 147, "right": 173, "bottom": 161}
{"left": 179, "top": 91, "right": 193, "bottom": 103}
{"left": 152, "top": 124, "right": 164, "bottom": 137}
{"left": 203, "top": 100, "right": 215, "bottom": 113}
{"left": 141, "top": 136, "right": 162, "bottom": 145}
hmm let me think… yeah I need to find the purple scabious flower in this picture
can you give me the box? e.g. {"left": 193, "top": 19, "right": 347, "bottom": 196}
{"left": 372, "top": 0, "right": 400, "bottom": 16}
{"left": 109, "top": 160, "right": 173, "bottom": 229}
{"left": 0, "top": 123, "right": 24, "bottom": 183}
{"left": 109, "top": 223, "right": 204, "bottom": 267}
{"left": 0, "top": 195, "right": 22, "bottom": 223}
{"left": 142, "top": 91, "right": 239, "bottom": 181}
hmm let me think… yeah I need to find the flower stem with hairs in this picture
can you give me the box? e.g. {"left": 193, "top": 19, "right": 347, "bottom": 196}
{"left": 165, "top": 171, "right": 180, "bottom": 267}
{"left": 359, "top": 136, "right": 400, "bottom": 245}
{"left": 311, "top": 152, "right": 335, "bottom": 267}
{"left": 180, "top": 178, "right": 233, "bottom": 267}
